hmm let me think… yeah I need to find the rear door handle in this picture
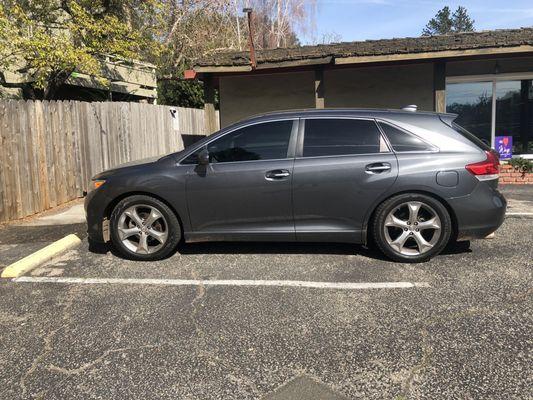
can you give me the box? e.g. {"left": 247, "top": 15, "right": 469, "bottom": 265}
{"left": 365, "top": 163, "right": 391, "bottom": 174}
{"left": 265, "top": 169, "right": 290, "bottom": 180}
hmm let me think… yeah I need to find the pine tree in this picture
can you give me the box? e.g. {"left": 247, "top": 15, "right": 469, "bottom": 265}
{"left": 452, "top": 6, "right": 475, "bottom": 33}
{"left": 422, "top": 6, "right": 475, "bottom": 36}
{"left": 423, "top": 6, "right": 453, "bottom": 36}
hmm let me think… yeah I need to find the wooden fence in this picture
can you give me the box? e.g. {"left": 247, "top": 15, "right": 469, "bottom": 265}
{"left": 0, "top": 100, "right": 218, "bottom": 223}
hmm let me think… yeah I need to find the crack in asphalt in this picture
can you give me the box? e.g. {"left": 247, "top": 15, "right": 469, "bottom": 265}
{"left": 396, "top": 291, "right": 532, "bottom": 399}
{"left": 19, "top": 285, "right": 79, "bottom": 399}
{"left": 399, "top": 326, "right": 433, "bottom": 399}
{"left": 190, "top": 268, "right": 207, "bottom": 337}
{"left": 47, "top": 344, "right": 162, "bottom": 376}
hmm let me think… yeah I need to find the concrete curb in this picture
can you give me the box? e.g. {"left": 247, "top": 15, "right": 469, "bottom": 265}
{"left": 1, "top": 234, "right": 81, "bottom": 278}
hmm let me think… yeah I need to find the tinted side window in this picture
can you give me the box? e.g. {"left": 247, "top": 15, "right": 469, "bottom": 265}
{"left": 303, "top": 119, "right": 382, "bottom": 157}
{"left": 207, "top": 120, "right": 293, "bottom": 163}
{"left": 450, "top": 122, "right": 491, "bottom": 151}
{"left": 181, "top": 150, "right": 201, "bottom": 165}
{"left": 379, "top": 122, "right": 432, "bottom": 152}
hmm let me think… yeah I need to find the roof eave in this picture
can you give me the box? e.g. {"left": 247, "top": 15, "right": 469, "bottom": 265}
{"left": 194, "top": 45, "right": 533, "bottom": 74}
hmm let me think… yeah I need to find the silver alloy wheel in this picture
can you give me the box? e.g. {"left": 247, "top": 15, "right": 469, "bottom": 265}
{"left": 117, "top": 204, "right": 168, "bottom": 254}
{"left": 383, "top": 201, "right": 442, "bottom": 256}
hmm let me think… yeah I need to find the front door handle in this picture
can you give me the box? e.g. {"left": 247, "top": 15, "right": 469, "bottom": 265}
{"left": 265, "top": 169, "right": 290, "bottom": 180}
{"left": 365, "top": 163, "right": 391, "bottom": 174}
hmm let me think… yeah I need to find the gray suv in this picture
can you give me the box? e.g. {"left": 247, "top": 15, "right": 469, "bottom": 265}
{"left": 85, "top": 109, "right": 507, "bottom": 263}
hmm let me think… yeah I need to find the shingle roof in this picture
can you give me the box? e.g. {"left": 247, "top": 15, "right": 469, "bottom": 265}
{"left": 195, "top": 27, "right": 533, "bottom": 69}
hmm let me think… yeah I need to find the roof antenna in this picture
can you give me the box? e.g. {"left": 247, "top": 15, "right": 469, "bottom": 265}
{"left": 402, "top": 105, "right": 418, "bottom": 112}
{"left": 243, "top": 8, "right": 257, "bottom": 69}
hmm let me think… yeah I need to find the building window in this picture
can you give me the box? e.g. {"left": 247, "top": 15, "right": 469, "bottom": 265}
{"left": 495, "top": 80, "right": 533, "bottom": 155}
{"left": 446, "top": 82, "right": 492, "bottom": 147}
{"left": 446, "top": 77, "right": 533, "bottom": 156}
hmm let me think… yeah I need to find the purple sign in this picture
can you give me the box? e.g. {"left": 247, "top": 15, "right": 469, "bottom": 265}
{"left": 495, "top": 136, "right": 512, "bottom": 160}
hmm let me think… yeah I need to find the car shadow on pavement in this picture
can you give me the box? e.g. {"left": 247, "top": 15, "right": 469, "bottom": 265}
{"left": 89, "top": 238, "right": 389, "bottom": 259}
{"left": 179, "top": 241, "right": 373, "bottom": 256}
{"left": 178, "top": 239, "right": 472, "bottom": 259}
{"left": 88, "top": 238, "right": 472, "bottom": 262}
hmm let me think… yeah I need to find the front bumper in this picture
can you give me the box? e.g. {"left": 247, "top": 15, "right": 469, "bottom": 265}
{"left": 84, "top": 187, "right": 113, "bottom": 243}
{"left": 449, "top": 181, "right": 507, "bottom": 240}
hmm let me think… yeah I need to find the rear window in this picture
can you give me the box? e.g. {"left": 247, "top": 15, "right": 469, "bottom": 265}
{"left": 448, "top": 121, "right": 492, "bottom": 151}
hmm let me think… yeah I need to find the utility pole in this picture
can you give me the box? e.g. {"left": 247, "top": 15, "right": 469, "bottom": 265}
{"left": 243, "top": 8, "right": 257, "bottom": 69}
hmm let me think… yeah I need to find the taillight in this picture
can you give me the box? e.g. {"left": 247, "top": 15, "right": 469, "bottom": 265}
{"left": 465, "top": 150, "right": 500, "bottom": 181}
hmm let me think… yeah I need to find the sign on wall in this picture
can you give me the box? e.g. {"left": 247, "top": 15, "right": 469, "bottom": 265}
{"left": 495, "top": 136, "right": 512, "bottom": 160}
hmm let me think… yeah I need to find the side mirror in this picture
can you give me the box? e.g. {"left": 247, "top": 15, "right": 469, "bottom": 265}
{"left": 198, "top": 149, "right": 210, "bottom": 165}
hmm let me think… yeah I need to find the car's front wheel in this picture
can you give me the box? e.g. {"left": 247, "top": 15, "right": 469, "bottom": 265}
{"left": 110, "top": 195, "right": 181, "bottom": 260}
{"left": 372, "top": 193, "right": 452, "bottom": 263}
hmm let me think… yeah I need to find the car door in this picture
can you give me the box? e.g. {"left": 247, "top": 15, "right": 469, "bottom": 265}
{"left": 292, "top": 117, "right": 398, "bottom": 243}
{"left": 183, "top": 119, "right": 298, "bottom": 240}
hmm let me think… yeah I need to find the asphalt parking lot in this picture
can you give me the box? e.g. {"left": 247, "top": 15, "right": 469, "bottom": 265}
{"left": 0, "top": 187, "right": 532, "bottom": 399}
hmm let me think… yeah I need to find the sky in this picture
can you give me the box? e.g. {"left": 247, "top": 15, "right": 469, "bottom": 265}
{"left": 303, "top": 0, "right": 533, "bottom": 44}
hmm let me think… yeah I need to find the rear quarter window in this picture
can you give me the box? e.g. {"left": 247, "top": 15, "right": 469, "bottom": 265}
{"left": 378, "top": 122, "right": 433, "bottom": 152}
{"left": 448, "top": 121, "right": 492, "bottom": 152}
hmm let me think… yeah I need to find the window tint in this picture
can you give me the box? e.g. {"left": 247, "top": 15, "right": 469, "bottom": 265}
{"left": 379, "top": 122, "right": 432, "bottom": 152}
{"left": 303, "top": 119, "right": 382, "bottom": 157}
{"left": 206, "top": 120, "right": 293, "bottom": 163}
{"left": 450, "top": 122, "right": 491, "bottom": 151}
{"left": 181, "top": 150, "right": 201, "bottom": 165}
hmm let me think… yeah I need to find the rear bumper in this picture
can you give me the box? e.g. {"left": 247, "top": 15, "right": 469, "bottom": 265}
{"left": 448, "top": 181, "right": 507, "bottom": 240}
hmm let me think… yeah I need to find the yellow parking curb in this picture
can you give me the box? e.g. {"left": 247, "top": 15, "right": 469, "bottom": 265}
{"left": 1, "top": 234, "right": 82, "bottom": 278}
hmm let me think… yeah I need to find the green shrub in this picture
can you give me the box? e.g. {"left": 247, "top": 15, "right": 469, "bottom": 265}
{"left": 508, "top": 157, "right": 533, "bottom": 176}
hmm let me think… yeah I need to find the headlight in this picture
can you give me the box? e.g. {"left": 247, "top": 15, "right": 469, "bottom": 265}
{"left": 93, "top": 180, "right": 106, "bottom": 189}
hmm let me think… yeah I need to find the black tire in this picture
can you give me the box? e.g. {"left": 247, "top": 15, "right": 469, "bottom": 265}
{"left": 372, "top": 193, "right": 452, "bottom": 263}
{"left": 110, "top": 195, "right": 181, "bottom": 261}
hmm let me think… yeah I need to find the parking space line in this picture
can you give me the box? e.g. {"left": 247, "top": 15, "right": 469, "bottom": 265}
{"left": 506, "top": 212, "right": 533, "bottom": 216}
{"left": 12, "top": 276, "right": 430, "bottom": 290}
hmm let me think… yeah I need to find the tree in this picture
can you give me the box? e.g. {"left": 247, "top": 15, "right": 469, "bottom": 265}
{"left": 0, "top": 0, "right": 153, "bottom": 99}
{"left": 157, "top": 79, "right": 206, "bottom": 109}
{"left": 308, "top": 31, "right": 342, "bottom": 46}
{"left": 452, "top": 6, "right": 475, "bottom": 33}
{"left": 422, "top": 5, "right": 475, "bottom": 36}
{"left": 156, "top": 0, "right": 317, "bottom": 107}
{"left": 1, "top": 0, "right": 318, "bottom": 105}
{"left": 243, "top": 0, "right": 315, "bottom": 49}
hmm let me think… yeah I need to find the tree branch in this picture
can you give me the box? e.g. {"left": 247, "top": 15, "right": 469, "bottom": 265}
{"left": 60, "top": 0, "right": 73, "bottom": 15}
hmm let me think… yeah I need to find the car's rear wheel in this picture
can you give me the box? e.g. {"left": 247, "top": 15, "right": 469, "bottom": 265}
{"left": 372, "top": 193, "right": 452, "bottom": 263}
{"left": 110, "top": 195, "right": 181, "bottom": 261}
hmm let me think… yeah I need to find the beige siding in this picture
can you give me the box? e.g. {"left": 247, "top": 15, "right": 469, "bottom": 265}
{"left": 324, "top": 63, "right": 434, "bottom": 111}
{"left": 219, "top": 71, "right": 315, "bottom": 127}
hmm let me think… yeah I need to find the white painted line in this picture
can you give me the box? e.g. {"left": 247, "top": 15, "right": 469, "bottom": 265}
{"left": 506, "top": 212, "right": 533, "bottom": 216}
{"left": 12, "top": 276, "right": 430, "bottom": 290}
